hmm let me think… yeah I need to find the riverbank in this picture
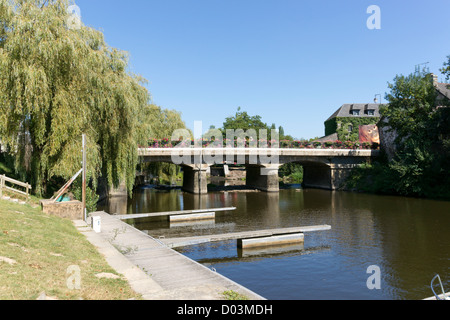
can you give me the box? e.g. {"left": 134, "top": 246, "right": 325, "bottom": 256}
{"left": 0, "top": 198, "right": 142, "bottom": 300}
{"left": 0, "top": 197, "right": 258, "bottom": 300}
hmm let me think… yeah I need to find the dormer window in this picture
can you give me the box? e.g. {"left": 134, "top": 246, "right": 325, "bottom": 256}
{"left": 366, "top": 109, "right": 375, "bottom": 116}
{"left": 350, "top": 109, "right": 360, "bottom": 116}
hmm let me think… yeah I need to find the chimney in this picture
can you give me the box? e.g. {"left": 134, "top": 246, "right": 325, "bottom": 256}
{"left": 431, "top": 73, "right": 438, "bottom": 86}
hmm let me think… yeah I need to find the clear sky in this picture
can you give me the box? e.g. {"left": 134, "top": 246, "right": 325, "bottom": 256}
{"left": 76, "top": 0, "right": 450, "bottom": 139}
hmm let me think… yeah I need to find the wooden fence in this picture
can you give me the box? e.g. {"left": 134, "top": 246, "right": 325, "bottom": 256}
{"left": 0, "top": 175, "right": 32, "bottom": 201}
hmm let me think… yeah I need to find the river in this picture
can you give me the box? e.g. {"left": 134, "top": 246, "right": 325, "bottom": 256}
{"left": 97, "top": 183, "right": 450, "bottom": 300}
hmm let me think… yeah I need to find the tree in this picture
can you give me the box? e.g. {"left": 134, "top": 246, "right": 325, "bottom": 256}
{"left": 222, "top": 108, "right": 269, "bottom": 134}
{"left": 278, "top": 126, "right": 285, "bottom": 140}
{"left": 146, "top": 104, "right": 187, "bottom": 139}
{"left": 0, "top": 0, "right": 151, "bottom": 196}
{"left": 440, "top": 55, "right": 450, "bottom": 80}
{"left": 381, "top": 71, "right": 438, "bottom": 142}
{"left": 348, "top": 67, "right": 450, "bottom": 199}
{"left": 142, "top": 104, "right": 188, "bottom": 184}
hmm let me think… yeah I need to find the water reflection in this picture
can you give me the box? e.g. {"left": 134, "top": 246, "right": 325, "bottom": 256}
{"left": 97, "top": 186, "right": 450, "bottom": 300}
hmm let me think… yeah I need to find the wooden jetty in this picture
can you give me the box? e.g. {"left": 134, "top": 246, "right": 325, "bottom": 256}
{"left": 114, "top": 207, "right": 236, "bottom": 221}
{"left": 160, "top": 225, "right": 332, "bottom": 248}
{"left": 89, "top": 211, "right": 265, "bottom": 300}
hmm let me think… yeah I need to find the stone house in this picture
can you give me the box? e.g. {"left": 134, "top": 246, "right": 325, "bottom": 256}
{"left": 321, "top": 103, "right": 381, "bottom": 142}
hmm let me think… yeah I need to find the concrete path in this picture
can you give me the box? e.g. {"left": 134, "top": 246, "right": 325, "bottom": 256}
{"left": 74, "top": 212, "right": 265, "bottom": 300}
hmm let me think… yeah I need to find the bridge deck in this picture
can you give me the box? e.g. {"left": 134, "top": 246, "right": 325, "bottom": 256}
{"left": 160, "top": 225, "right": 332, "bottom": 248}
{"left": 139, "top": 147, "right": 380, "bottom": 158}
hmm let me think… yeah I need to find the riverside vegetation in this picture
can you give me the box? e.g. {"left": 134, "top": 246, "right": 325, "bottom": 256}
{"left": 345, "top": 67, "right": 450, "bottom": 200}
{"left": 0, "top": 0, "right": 189, "bottom": 204}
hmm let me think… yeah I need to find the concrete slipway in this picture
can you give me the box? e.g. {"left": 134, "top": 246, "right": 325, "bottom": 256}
{"left": 74, "top": 211, "right": 265, "bottom": 300}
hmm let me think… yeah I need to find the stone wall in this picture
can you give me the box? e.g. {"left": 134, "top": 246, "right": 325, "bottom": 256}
{"left": 40, "top": 199, "right": 84, "bottom": 220}
{"left": 379, "top": 117, "right": 398, "bottom": 161}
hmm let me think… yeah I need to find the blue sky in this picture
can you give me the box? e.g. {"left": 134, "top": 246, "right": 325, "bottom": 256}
{"left": 76, "top": 0, "right": 450, "bottom": 139}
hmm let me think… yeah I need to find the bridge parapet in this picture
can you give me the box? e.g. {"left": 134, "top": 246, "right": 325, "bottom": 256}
{"left": 138, "top": 148, "right": 379, "bottom": 164}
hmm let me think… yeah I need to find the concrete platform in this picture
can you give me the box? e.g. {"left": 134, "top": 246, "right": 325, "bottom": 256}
{"left": 114, "top": 207, "right": 236, "bottom": 220}
{"left": 78, "top": 212, "right": 265, "bottom": 300}
{"left": 169, "top": 212, "right": 215, "bottom": 222}
{"left": 161, "top": 225, "right": 331, "bottom": 248}
{"left": 238, "top": 233, "right": 305, "bottom": 249}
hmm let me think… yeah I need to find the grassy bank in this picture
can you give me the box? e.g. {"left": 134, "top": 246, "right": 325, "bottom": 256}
{"left": 0, "top": 199, "right": 142, "bottom": 300}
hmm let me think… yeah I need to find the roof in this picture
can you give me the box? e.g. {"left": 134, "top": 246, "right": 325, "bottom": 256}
{"left": 314, "top": 133, "right": 338, "bottom": 142}
{"left": 326, "top": 104, "right": 381, "bottom": 121}
{"left": 435, "top": 82, "right": 450, "bottom": 101}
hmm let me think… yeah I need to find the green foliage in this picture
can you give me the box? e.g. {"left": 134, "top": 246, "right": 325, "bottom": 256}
{"left": 346, "top": 67, "right": 450, "bottom": 200}
{"left": 278, "top": 126, "right": 285, "bottom": 139}
{"left": 381, "top": 72, "right": 437, "bottom": 142}
{"left": 140, "top": 104, "right": 187, "bottom": 184}
{"left": 222, "top": 107, "right": 272, "bottom": 139}
{"left": 222, "top": 290, "right": 249, "bottom": 300}
{"left": 146, "top": 104, "right": 188, "bottom": 139}
{"left": 72, "top": 180, "right": 100, "bottom": 214}
{"left": 0, "top": 0, "right": 151, "bottom": 197}
{"left": 440, "top": 55, "right": 450, "bottom": 80}
{"left": 223, "top": 108, "right": 268, "bottom": 130}
{"left": 336, "top": 117, "right": 380, "bottom": 141}
{"left": 324, "top": 118, "right": 338, "bottom": 136}
{"left": 279, "top": 163, "right": 303, "bottom": 183}
{"left": 326, "top": 117, "right": 380, "bottom": 141}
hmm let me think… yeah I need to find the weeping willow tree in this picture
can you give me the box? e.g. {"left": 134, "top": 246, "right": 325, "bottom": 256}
{"left": 140, "top": 104, "right": 188, "bottom": 184}
{"left": 0, "top": 0, "right": 151, "bottom": 197}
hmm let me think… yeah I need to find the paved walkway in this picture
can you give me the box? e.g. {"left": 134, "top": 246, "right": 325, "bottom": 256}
{"left": 74, "top": 212, "right": 265, "bottom": 300}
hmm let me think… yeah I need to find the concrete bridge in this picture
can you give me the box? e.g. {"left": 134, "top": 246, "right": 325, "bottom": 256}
{"left": 138, "top": 148, "right": 379, "bottom": 194}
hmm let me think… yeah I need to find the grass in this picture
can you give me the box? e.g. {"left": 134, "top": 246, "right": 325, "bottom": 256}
{"left": 0, "top": 198, "right": 142, "bottom": 300}
{"left": 222, "top": 290, "right": 249, "bottom": 300}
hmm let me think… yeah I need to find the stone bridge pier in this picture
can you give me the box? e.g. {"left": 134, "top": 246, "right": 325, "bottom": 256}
{"left": 245, "top": 164, "right": 280, "bottom": 192}
{"left": 302, "top": 163, "right": 361, "bottom": 190}
{"left": 245, "top": 162, "right": 362, "bottom": 193}
{"left": 181, "top": 164, "right": 209, "bottom": 194}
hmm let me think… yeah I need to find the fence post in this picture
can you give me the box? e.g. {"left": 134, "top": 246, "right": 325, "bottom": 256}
{"left": 0, "top": 175, "right": 4, "bottom": 199}
{"left": 26, "top": 183, "right": 30, "bottom": 201}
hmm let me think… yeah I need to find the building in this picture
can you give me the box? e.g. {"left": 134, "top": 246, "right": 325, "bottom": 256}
{"left": 432, "top": 73, "right": 450, "bottom": 106}
{"left": 322, "top": 104, "right": 381, "bottom": 142}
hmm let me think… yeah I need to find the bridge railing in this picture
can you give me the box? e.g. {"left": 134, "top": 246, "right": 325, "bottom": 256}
{"left": 142, "top": 139, "right": 380, "bottom": 150}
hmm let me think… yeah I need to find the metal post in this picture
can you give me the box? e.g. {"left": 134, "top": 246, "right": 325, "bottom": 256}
{"left": 82, "top": 134, "right": 86, "bottom": 222}
{"left": 198, "top": 137, "right": 203, "bottom": 208}
{"left": 374, "top": 94, "right": 382, "bottom": 105}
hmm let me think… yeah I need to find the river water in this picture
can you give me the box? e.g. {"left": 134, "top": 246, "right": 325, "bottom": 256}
{"left": 98, "top": 184, "right": 450, "bottom": 300}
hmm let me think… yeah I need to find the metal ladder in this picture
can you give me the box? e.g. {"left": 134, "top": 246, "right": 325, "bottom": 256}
{"left": 431, "top": 275, "right": 449, "bottom": 300}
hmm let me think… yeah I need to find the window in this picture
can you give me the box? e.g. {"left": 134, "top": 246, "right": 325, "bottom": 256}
{"left": 348, "top": 124, "right": 353, "bottom": 132}
{"left": 367, "top": 109, "right": 375, "bottom": 116}
{"left": 351, "top": 110, "right": 360, "bottom": 116}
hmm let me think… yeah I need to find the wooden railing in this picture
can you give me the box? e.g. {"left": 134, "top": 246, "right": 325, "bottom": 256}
{"left": 0, "top": 175, "right": 32, "bottom": 201}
